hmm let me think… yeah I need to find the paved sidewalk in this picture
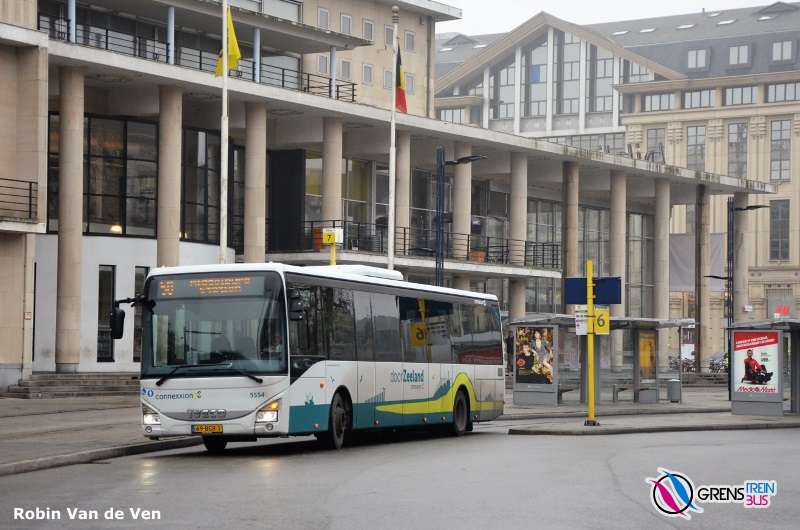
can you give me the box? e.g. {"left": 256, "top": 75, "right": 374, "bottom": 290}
{"left": 0, "top": 386, "right": 798, "bottom": 477}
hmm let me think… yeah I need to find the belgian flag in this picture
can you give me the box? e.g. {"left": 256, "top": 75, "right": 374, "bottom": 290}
{"left": 395, "top": 50, "right": 407, "bottom": 113}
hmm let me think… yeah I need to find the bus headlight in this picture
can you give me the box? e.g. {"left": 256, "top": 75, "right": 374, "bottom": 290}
{"left": 142, "top": 404, "right": 160, "bottom": 426}
{"left": 256, "top": 399, "right": 281, "bottom": 423}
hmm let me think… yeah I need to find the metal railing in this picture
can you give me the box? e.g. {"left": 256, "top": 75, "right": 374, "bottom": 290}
{"left": 0, "top": 178, "right": 38, "bottom": 220}
{"left": 38, "top": 15, "right": 357, "bottom": 103}
{"left": 266, "top": 219, "right": 561, "bottom": 270}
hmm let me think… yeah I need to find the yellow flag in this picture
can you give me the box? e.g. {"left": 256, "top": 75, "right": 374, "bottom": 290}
{"left": 215, "top": 8, "right": 241, "bottom": 77}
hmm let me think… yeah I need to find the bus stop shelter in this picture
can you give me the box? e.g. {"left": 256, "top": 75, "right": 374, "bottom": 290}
{"left": 731, "top": 319, "right": 799, "bottom": 414}
{"left": 510, "top": 315, "right": 691, "bottom": 406}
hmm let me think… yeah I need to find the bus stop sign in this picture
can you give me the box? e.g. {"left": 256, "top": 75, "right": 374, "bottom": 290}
{"left": 564, "top": 277, "right": 622, "bottom": 305}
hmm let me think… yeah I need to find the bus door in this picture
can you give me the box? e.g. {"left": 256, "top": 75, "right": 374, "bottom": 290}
{"left": 372, "top": 293, "right": 404, "bottom": 428}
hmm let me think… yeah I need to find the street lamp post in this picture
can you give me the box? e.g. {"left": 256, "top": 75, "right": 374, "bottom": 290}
{"left": 434, "top": 148, "right": 486, "bottom": 287}
{"left": 718, "top": 198, "right": 769, "bottom": 400}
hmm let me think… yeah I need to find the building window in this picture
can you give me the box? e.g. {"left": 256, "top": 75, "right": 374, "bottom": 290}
{"left": 728, "top": 44, "right": 750, "bottom": 67}
{"left": 588, "top": 45, "right": 613, "bottom": 112}
{"left": 771, "top": 40, "right": 793, "bottom": 63}
{"left": 623, "top": 61, "right": 652, "bottom": 83}
{"left": 627, "top": 213, "right": 654, "bottom": 317}
{"left": 133, "top": 266, "right": 148, "bottom": 362}
{"left": 439, "top": 108, "right": 465, "bottom": 124}
{"left": 767, "top": 82, "right": 800, "bottom": 102}
{"left": 683, "top": 89, "right": 716, "bottom": 108}
{"left": 363, "top": 20, "right": 374, "bottom": 41}
{"left": 685, "top": 204, "right": 696, "bottom": 234}
{"left": 646, "top": 128, "right": 665, "bottom": 163}
{"left": 687, "top": 125, "right": 706, "bottom": 171}
{"left": 525, "top": 277, "right": 561, "bottom": 314}
{"left": 405, "top": 31, "right": 415, "bottom": 52}
{"left": 384, "top": 25, "right": 393, "bottom": 47}
{"left": 769, "top": 199, "right": 789, "bottom": 261}
{"left": 362, "top": 63, "right": 373, "bottom": 85}
{"left": 580, "top": 207, "right": 610, "bottom": 276}
{"left": 340, "top": 14, "right": 352, "bottom": 35}
{"left": 554, "top": 31, "right": 580, "bottom": 114}
{"left": 82, "top": 116, "right": 158, "bottom": 237}
{"left": 383, "top": 68, "right": 392, "bottom": 89}
{"left": 490, "top": 59, "right": 515, "bottom": 118}
{"left": 727, "top": 123, "right": 748, "bottom": 178}
{"left": 97, "top": 265, "right": 115, "bottom": 362}
{"left": 643, "top": 93, "right": 674, "bottom": 111}
{"left": 305, "top": 153, "right": 322, "bottom": 223}
{"left": 688, "top": 48, "right": 708, "bottom": 70}
{"left": 340, "top": 59, "right": 351, "bottom": 81}
{"left": 317, "top": 54, "right": 328, "bottom": 75}
{"left": 182, "top": 129, "right": 223, "bottom": 244}
{"left": 724, "top": 86, "right": 757, "bottom": 105}
{"left": 523, "top": 40, "right": 547, "bottom": 117}
{"left": 405, "top": 73, "right": 414, "bottom": 94}
{"left": 343, "top": 159, "right": 370, "bottom": 224}
{"left": 770, "top": 120, "right": 791, "bottom": 181}
{"left": 318, "top": 8, "right": 329, "bottom": 30}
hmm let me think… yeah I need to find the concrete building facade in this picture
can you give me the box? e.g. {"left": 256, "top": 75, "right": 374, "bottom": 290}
{"left": 0, "top": 0, "right": 772, "bottom": 388}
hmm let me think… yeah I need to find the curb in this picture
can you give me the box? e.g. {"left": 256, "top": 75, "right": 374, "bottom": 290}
{"left": 0, "top": 437, "right": 204, "bottom": 478}
{"left": 508, "top": 422, "right": 800, "bottom": 436}
{"left": 497, "top": 406, "right": 731, "bottom": 421}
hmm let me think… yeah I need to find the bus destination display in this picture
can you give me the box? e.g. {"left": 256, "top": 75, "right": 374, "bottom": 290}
{"left": 157, "top": 276, "right": 264, "bottom": 298}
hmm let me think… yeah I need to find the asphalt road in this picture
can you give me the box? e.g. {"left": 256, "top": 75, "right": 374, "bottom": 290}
{"left": 1, "top": 423, "right": 798, "bottom": 529}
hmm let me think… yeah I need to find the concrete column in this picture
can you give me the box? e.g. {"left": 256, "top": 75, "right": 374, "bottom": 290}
{"left": 244, "top": 102, "right": 267, "bottom": 263}
{"left": 609, "top": 170, "right": 626, "bottom": 371}
{"left": 452, "top": 141, "right": 472, "bottom": 260}
{"left": 453, "top": 275, "right": 470, "bottom": 292}
{"left": 733, "top": 192, "right": 750, "bottom": 323}
{"left": 509, "top": 152, "right": 527, "bottom": 266}
{"left": 562, "top": 162, "right": 579, "bottom": 312}
{"left": 396, "top": 131, "right": 411, "bottom": 232}
{"left": 695, "top": 185, "right": 711, "bottom": 373}
{"left": 509, "top": 278, "right": 526, "bottom": 321}
{"left": 654, "top": 179, "right": 671, "bottom": 371}
{"left": 321, "top": 117, "right": 343, "bottom": 222}
{"left": 55, "top": 66, "right": 84, "bottom": 373}
{"left": 157, "top": 85, "right": 182, "bottom": 267}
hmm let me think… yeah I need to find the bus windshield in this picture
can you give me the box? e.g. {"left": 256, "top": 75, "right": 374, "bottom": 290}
{"left": 140, "top": 271, "right": 287, "bottom": 379}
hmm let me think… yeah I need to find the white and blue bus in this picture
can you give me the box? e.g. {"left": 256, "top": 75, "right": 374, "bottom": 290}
{"left": 112, "top": 263, "right": 505, "bottom": 452}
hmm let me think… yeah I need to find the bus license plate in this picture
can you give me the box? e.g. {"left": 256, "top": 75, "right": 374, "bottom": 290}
{"left": 192, "top": 424, "right": 223, "bottom": 434}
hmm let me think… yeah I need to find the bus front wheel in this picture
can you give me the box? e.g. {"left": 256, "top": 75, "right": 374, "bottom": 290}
{"left": 451, "top": 390, "right": 469, "bottom": 437}
{"left": 202, "top": 436, "right": 228, "bottom": 454}
{"left": 323, "top": 393, "right": 351, "bottom": 450}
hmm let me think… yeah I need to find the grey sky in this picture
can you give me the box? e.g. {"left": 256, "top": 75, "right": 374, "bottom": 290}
{"left": 435, "top": 0, "right": 776, "bottom": 35}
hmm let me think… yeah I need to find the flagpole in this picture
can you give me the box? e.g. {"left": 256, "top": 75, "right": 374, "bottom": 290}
{"left": 387, "top": 6, "right": 399, "bottom": 270}
{"left": 219, "top": 0, "right": 230, "bottom": 264}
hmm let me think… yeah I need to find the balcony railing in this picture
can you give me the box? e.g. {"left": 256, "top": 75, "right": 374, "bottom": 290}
{"left": 38, "top": 15, "right": 357, "bottom": 102}
{"left": 266, "top": 219, "right": 561, "bottom": 270}
{"left": 0, "top": 178, "right": 38, "bottom": 220}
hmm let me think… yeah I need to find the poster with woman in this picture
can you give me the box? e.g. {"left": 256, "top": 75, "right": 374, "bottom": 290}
{"left": 515, "top": 326, "right": 556, "bottom": 385}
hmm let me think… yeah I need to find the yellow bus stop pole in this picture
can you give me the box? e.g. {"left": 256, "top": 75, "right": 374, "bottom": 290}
{"left": 329, "top": 240, "right": 336, "bottom": 266}
{"left": 586, "top": 260, "right": 599, "bottom": 426}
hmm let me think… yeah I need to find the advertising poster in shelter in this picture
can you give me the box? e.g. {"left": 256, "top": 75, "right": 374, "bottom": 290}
{"left": 639, "top": 330, "right": 656, "bottom": 382}
{"left": 733, "top": 331, "right": 779, "bottom": 396}
{"left": 515, "top": 326, "right": 556, "bottom": 385}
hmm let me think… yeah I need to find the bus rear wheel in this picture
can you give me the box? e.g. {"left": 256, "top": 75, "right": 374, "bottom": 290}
{"left": 202, "top": 436, "right": 228, "bottom": 454}
{"left": 323, "top": 393, "right": 351, "bottom": 450}
{"left": 451, "top": 390, "right": 469, "bottom": 437}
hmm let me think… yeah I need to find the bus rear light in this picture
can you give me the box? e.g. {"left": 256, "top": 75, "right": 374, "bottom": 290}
{"left": 320, "top": 382, "right": 325, "bottom": 389}
{"left": 256, "top": 399, "right": 281, "bottom": 423}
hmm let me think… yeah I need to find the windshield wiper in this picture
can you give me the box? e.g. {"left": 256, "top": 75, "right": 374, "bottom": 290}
{"left": 155, "top": 364, "right": 193, "bottom": 386}
{"left": 220, "top": 365, "right": 263, "bottom": 384}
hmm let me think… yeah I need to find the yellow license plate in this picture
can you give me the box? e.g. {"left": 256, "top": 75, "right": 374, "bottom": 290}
{"left": 192, "top": 424, "right": 223, "bottom": 434}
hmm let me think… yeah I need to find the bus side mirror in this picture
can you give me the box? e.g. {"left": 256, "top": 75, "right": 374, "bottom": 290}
{"left": 289, "top": 289, "right": 304, "bottom": 321}
{"left": 110, "top": 307, "right": 125, "bottom": 339}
